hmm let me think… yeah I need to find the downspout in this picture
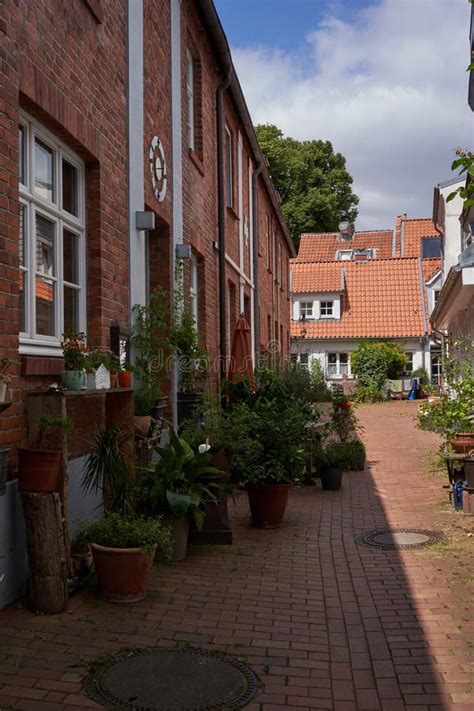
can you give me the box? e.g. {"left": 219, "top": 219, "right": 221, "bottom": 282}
{"left": 217, "top": 66, "right": 232, "bottom": 379}
{"left": 252, "top": 161, "right": 264, "bottom": 365}
{"left": 417, "top": 256, "right": 429, "bottom": 371}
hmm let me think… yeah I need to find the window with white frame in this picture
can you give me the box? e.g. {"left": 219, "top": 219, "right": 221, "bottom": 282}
{"left": 186, "top": 50, "right": 195, "bottom": 151}
{"left": 300, "top": 301, "right": 313, "bottom": 319}
{"left": 265, "top": 215, "right": 271, "bottom": 270}
{"left": 403, "top": 352, "right": 414, "bottom": 374}
{"left": 299, "top": 353, "right": 309, "bottom": 369}
{"left": 327, "top": 352, "right": 349, "bottom": 377}
{"left": 190, "top": 254, "right": 198, "bottom": 328}
{"left": 19, "top": 113, "right": 85, "bottom": 351}
{"left": 336, "top": 250, "right": 353, "bottom": 261}
{"left": 225, "top": 127, "right": 233, "bottom": 208}
{"left": 320, "top": 300, "right": 334, "bottom": 317}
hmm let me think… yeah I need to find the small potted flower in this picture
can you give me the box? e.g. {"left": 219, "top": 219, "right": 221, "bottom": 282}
{"left": 118, "top": 363, "right": 133, "bottom": 389}
{"left": 61, "top": 331, "right": 87, "bottom": 391}
{"left": 0, "top": 358, "right": 12, "bottom": 403}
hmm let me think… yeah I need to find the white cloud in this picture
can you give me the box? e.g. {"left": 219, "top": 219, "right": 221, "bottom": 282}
{"left": 231, "top": 0, "right": 473, "bottom": 230}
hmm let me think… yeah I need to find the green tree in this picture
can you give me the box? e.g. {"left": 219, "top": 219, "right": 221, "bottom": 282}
{"left": 255, "top": 124, "right": 358, "bottom": 247}
{"left": 351, "top": 341, "right": 408, "bottom": 392}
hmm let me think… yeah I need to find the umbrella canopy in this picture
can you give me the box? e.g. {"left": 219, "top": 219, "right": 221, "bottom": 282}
{"left": 227, "top": 315, "right": 255, "bottom": 390}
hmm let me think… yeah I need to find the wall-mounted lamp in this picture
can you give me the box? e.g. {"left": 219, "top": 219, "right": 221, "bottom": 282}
{"left": 136, "top": 211, "right": 155, "bottom": 231}
{"left": 176, "top": 243, "right": 192, "bottom": 259}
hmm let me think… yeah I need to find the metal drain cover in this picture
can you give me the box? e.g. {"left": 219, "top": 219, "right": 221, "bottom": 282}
{"left": 84, "top": 646, "right": 261, "bottom": 710}
{"left": 356, "top": 528, "right": 441, "bottom": 550}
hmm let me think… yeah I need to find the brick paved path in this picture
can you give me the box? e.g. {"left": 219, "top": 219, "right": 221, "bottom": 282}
{"left": 0, "top": 402, "right": 473, "bottom": 710}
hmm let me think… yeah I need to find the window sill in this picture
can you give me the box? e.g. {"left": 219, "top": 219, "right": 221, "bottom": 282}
{"left": 226, "top": 205, "right": 240, "bottom": 221}
{"left": 188, "top": 148, "right": 205, "bottom": 176}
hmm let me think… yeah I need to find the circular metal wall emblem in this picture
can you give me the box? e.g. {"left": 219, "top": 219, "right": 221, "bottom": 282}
{"left": 149, "top": 135, "right": 167, "bottom": 203}
{"left": 84, "top": 646, "right": 261, "bottom": 710}
{"left": 355, "top": 528, "right": 442, "bottom": 550}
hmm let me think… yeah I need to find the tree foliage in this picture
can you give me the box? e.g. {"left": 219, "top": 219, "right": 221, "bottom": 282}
{"left": 255, "top": 124, "right": 359, "bottom": 247}
{"left": 351, "top": 341, "right": 408, "bottom": 392}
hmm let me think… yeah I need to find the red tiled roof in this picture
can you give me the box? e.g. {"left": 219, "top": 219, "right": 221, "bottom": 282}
{"left": 290, "top": 258, "right": 427, "bottom": 339}
{"left": 422, "top": 258, "right": 442, "bottom": 283}
{"left": 291, "top": 262, "right": 344, "bottom": 293}
{"left": 296, "top": 230, "right": 393, "bottom": 262}
{"left": 401, "top": 218, "right": 438, "bottom": 257}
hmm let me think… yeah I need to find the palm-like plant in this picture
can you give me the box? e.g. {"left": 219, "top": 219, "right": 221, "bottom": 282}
{"left": 138, "top": 428, "right": 224, "bottom": 529}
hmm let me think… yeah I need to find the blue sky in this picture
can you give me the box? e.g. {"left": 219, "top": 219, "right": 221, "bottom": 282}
{"left": 215, "top": 0, "right": 379, "bottom": 54}
{"left": 213, "top": 0, "right": 473, "bottom": 230}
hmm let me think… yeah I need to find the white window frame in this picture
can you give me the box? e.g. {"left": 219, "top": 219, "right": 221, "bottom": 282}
{"left": 190, "top": 253, "right": 198, "bottom": 329}
{"left": 336, "top": 250, "right": 353, "bottom": 261}
{"left": 403, "top": 351, "right": 414, "bottom": 375}
{"left": 300, "top": 301, "right": 314, "bottom": 319}
{"left": 225, "top": 127, "right": 233, "bottom": 208}
{"left": 320, "top": 300, "right": 334, "bottom": 318}
{"left": 327, "top": 352, "right": 351, "bottom": 377}
{"left": 299, "top": 353, "right": 309, "bottom": 369}
{"left": 186, "top": 50, "right": 195, "bottom": 151}
{"left": 19, "top": 111, "right": 86, "bottom": 355}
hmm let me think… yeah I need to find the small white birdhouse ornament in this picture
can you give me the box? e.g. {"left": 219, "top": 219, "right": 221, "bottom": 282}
{"left": 95, "top": 364, "right": 110, "bottom": 390}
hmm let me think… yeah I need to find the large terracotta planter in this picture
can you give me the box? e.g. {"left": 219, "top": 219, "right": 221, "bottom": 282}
{"left": 18, "top": 448, "right": 62, "bottom": 493}
{"left": 247, "top": 483, "right": 292, "bottom": 527}
{"left": 134, "top": 415, "right": 151, "bottom": 437}
{"left": 91, "top": 543, "right": 156, "bottom": 603}
{"left": 450, "top": 433, "right": 474, "bottom": 454}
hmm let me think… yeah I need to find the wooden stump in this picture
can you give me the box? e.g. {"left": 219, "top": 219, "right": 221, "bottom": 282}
{"left": 21, "top": 492, "right": 68, "bottom": 614}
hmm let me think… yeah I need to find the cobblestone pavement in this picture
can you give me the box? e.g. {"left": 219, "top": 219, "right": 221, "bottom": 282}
{"left": 0, "top": 401, "right": 473, "bottom": 710}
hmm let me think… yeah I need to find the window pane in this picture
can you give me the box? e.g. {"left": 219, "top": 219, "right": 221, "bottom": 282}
{"left": 34, "top": 138, "right": 55, "bottom": 202}
{"left": 36, "top": 214, "right": 55, "bottom": 276}
{"left": 19, "top": 126, "right": 25, "bottom": 184}
{"left": 64, "top": 286, "right": 78, "bottom": 332}
{"left": 340, "top": 362, "right": 349, "bottom": 374}
{"left": 19, "top": 204, "right": 26, "bottom": 266}
{"left": 63, "top": 229, "right": 78, "bottom": 284}
{"left": 340, "top": 353, "right": 348, "bottom": 364}
{"left": 62, "top": 160, "right": 78, "bottom": 216}
{"left": 328, "top": 364, "right": 337, "bottom": 375}
{"left": 19, "top": 271, "right": 26, "bottom": 332}
{"left": 36, "top": 276, "right": 55, "bottom": 336}
{"left": 328, "top": 354, "right": 337, "bottom": 364}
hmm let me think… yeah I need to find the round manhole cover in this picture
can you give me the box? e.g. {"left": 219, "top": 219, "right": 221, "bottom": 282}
{"left": 356, "top": 528, "right": 442, "bottom": 550}
{"left": 84, "top": 646, "right": 261, "bottom": 710}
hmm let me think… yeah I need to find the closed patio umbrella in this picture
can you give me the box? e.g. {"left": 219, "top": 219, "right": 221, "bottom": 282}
{"left": 227, "top": 315, "right": 255, "bottom": 390}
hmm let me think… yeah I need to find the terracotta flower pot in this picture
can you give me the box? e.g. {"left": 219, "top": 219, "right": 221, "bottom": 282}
{"left": 91, "top": 543, "right": 156, "bottom": 603}
{"left": 110, "top": 373, "right": 118, "bottom": 389}
{"left": 450, "top": 433, "right": 474, "bottom": 454}
{"left": 118, "top": 371, "right": 133, "bottom": 388}
{"left": 247, "top": 483, "right": 292, "bottom": 527}
{"left": 18, "top": 448, "right": 62, "bottom": 493}
{"left": 134, "top": 415, "right": 151, "bottom": 437}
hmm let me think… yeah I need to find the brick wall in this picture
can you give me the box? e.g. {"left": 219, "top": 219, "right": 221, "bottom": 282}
{"left": 0, "top": 0, "right": 129, "bottom": 465}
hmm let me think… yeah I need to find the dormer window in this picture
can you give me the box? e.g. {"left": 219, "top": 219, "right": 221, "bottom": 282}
{"left": 320, "top": 300, "right": 334, "bottom": 318}
{"left": 300, "top": 301, "right": 313, "bottom": 319}
{"left": 336, "top": 250, "right": 353, "bottom": 261}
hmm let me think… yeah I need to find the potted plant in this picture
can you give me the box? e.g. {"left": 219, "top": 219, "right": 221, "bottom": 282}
{"left": 131, "top": 289, "right": 170, "bottom": 410}
{"left": 118, "top": 363, "right": 133, "bottom": 389}
{"left": 18, "top": 415, "right": 73, "bottom": 492}
{"left": 133, "top": 386, "right": 158, "bottom": 437}
{"left": 61, "top": 331, "right": 87, "bottom": 390}
{"left": 319, "top": 450, "right": 344, "bottom": 491}
{"left": 172, "top": 311, "right": 209, "bottom": 424}
{"left": 0, "top": 358, "right": 12, "bottom": 403}
{"left": 76, "top": 514, "right": 172, "bottom": 602}
{"left": 138, "top": 427, "right": 223, "bottom": 560}
{"left": 418, "top": 339, "right": 474, "bottom": 451}
{"left": 224, "top": 390, "right": 308, "bottom": 527}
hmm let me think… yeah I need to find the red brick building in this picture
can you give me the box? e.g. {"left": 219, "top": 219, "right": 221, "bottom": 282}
{"left": 0, "top": 0, "right": 294, "bottom": 606}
